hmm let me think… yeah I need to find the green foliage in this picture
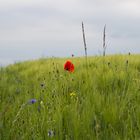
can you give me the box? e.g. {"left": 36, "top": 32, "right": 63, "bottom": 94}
{"left": 0, "top": 55, "right": 140, "bottom": 140}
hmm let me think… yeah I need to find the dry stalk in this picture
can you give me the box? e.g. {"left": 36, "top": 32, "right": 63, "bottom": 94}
{"left": 82, "top": 22, "right": 88, "bottom": 66}
{"left": 103, "top": 24, "right": 107, "bottom": 56}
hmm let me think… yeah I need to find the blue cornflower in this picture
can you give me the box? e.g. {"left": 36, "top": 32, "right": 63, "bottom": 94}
{"left": 28, "top": 99, "right": 37, "bottom": 104}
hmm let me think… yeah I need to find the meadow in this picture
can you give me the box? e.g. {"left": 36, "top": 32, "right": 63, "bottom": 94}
{"left": 0, "top": 54, "right": 140, "bottom": 140}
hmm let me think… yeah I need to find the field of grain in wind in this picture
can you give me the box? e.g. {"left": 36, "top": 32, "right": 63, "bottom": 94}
{"left": 0, "top": 55, "right": 140, "bottom": 140}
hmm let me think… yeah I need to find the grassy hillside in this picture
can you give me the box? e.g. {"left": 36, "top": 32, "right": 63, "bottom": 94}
{"left": 0, "top": 55, "right": 140, "bottom": 140}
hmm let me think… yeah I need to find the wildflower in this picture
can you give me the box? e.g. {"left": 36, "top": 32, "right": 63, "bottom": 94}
{"left": 64, "top": 60, "right": 74, "bottom": 72}
{"left": 40, "top": 100, "right": 44, "bottom": 106}
{"left": 40, "top": 100, "right": 45, "bottom": 108}
{"left": 48, "top": 130, "right": 55, "bottom": 137}
{"left": 70, "top": 92, "right": 76, "bottom": 97}
{"left": 28, "top": 99, "right": 37, "bottom": 104}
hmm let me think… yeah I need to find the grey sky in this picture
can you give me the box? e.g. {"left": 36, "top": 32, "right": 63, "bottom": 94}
{"left": 0, "top": 0, "right": 140, "bottom": 65}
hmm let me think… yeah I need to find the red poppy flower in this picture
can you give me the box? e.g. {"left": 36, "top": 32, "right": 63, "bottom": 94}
{"left": 64, "top": 60, "right": 74, "bottom": 72}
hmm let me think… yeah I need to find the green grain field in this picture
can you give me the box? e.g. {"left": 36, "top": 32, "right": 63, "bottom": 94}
{"left": 0, "top": 55, "right": 140, "bottom": 140}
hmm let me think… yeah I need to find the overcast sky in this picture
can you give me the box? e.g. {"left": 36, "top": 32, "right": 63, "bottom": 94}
{"left": 0, "top": 0, "right": 140, "bottom": 65}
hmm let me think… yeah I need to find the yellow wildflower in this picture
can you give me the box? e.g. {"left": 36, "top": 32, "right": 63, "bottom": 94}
{"left": 70, "top": 92, "right": 76, "bottom": 97}
{"left": 40, "top": 101, "right": 45, "bottom": 108}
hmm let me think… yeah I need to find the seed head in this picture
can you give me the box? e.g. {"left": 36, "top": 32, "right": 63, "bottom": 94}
{"left": 126, "top": 60, "right": 129, "bottom": 65}
{"left": 40, "top": 83, "right": 45, "bottom": 88}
